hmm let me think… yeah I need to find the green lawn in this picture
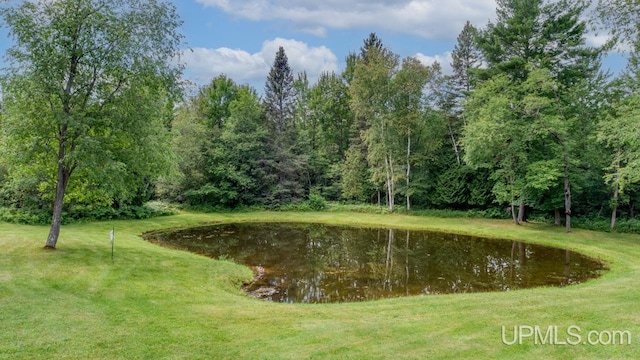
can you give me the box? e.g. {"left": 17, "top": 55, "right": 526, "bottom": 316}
{"left": 1, "top": 211, "right": 638, "bottom": 359}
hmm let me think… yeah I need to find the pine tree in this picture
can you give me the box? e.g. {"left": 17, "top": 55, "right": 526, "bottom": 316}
{"left": 451, "top": 21, "right": 482, "bottom": 95}
{"left": 440, "top": 21, "right": 483, "bottom": 165}
{"left": 264, "top": 46, "right": 295, "bottom": 134}
{"left": 263, "top": 46, "right": 307, "bottom": 204}
{"left": 360, "top": 33, "right": 385, "bottom": 61}
{"left": 467, "top": 0, "right": 603, "bottom": 231}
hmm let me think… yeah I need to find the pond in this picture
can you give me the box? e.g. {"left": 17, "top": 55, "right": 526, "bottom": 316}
{"left": 144, "top": 222, "right": 605, "bottom": 303}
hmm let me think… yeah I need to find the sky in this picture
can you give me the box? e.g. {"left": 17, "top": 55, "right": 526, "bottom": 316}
{"left": 171, "top": 0, "right": 493, "bottom": 91}
{"left": 0, "top": 0, "right": 629, "bottom": 92}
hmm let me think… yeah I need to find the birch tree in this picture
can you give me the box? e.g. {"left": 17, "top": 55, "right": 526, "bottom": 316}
{"left": 350, "top": 44, "right": 400, "bottom": 211}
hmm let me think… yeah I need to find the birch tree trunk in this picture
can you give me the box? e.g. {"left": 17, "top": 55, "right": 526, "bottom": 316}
{"left": 610, "top": 148, "right": 621, "bottom": 230}
{"left": 406, "top": 129, "right": 411, "bottom": 211}
{"left": 611, "top": 188, "right": 618, "bottom": 231}
{"left": 510, "top": 175, "right": 519, "bottom": 225}
{"left": 447, "top": 122, "right": 461, "bottom": 166}
{"left": 564, "top": 159, "right": 572, "bottom": 233}
{"left": 385, "top": 154, "right": 395, "bottom": 213}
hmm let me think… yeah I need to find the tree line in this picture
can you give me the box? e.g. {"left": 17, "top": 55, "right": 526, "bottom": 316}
{"left": 0, "top": 0, "right": 639, "bottom": 248}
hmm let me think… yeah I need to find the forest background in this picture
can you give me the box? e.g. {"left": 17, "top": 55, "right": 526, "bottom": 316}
{"left": 1, "top": 0, "right": 639, "bottom": 241}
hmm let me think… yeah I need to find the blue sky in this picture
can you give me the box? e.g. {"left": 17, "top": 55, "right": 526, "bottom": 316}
{"left": 174, "top": 0, "right": 494, "bottom": 90}
{"left": 174, "top": 0, "right": 626, "bottom": 90}
{"left": 0, "top": 0, "right": 628, "bottom": 92}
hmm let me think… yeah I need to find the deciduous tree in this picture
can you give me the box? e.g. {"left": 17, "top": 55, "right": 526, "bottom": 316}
{"left": 467, "top": 0, "right": 602, "bottom": 230}
{"left": 350, "top": 43, "right": 400, "bottom": 211}
{"left": 1, "top": 0, "right": 183, "bottom": 248}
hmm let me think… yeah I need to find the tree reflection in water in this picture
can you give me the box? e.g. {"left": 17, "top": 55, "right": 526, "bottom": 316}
{"left": 145, "top": 223, "right": 605, "bottom": 303}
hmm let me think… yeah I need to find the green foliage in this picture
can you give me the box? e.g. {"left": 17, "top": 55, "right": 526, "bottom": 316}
{"left": 466, "top": 0, "right": 603, "bottom": 231}
{"left": 301, "top": 71, "right": 353, "bottom": 201}
{"left": 0, "top": 201, "right": 176, "bottom": 225}
{"left": 349, "top": 35, "right": 444, "bottom": 212}
{"left": 410, "top": 207, "right": 510, "bottom": 220}
{"left": 307, "top": 192, "right": 327, "bottom": 211}
{"left": 159, "top": 81, "right": 273, "bottom": 208}
{"left": 0, "top": 207, "right": 51, "bottom": 225}
{"left": 0, "top": 4, "right": 635, "bottom": 229}
{"left": 598, "top": 92, "right": 640, "bottom": 194}
{"left": 350, "top": 38, "right": 401, "bottom": 212}
{"left": 451, "top": 20, "right": 482, "bottom": 95}
{"left": 325, "top": 202, "right": 392, "bottom": 214}
{"left": 207, "top": 87, "right": 271, "bottom": 206}
{"left": 341, "top": 143, "right": 373, "bottom": 202}
{"left": 0, "top": 0, "right": 183, "bottom": 246}
{"left": 264, "top": 46, "right": 296, "bottom": 133}
{"left": 464, "top": 72, "right": 529, "bottom": 207}
{"left": 432, "top": 165, "right": 494, "bottom": 208}
{"left": 155, "top": 100, "right": 209, "bottom": 203}
{"left": 307, "top": 72, "right": 353, "bottom": 162}
{"left": 197, "top": 75, "right": 239, "bottom": 128}
{"left": 596, "top": 0, "right": 639, "bottom": 57}
{"left": 563, "top": 216, "right": 640, "bottom": 234}
{"left": 262, "top": 47, "right": 309, "bottom": 205}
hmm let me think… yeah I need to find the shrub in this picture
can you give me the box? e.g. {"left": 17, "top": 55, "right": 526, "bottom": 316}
{"left": 0, "top": 201, "right": 177, "bottom": 225}
{"left": 308, "top": 193, "right": 327, "bottom": 211}
{"left": 0, "top": 207, "right": 50, "bottom": 225}
{"left": 325, "top": 202, "right": 391, "bottom": 214}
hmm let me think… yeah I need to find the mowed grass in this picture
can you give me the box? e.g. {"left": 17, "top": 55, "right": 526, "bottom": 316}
{"left": 1, "top": 211, "right": 639, "bottom": 359}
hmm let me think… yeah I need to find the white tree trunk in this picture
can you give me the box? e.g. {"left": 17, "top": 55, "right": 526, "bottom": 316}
{"left": 406, "top": 130, "right": 411, "bottom": 211}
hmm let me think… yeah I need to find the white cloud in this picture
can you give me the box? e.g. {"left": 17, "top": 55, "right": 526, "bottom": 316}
{"left": 181, "top": 38, "right": 338, "bottom": 88}
{"left": 585, "top": 33, "right": 632, "bottom": 53}
{"left": 415, "top": 51, "right": 453, "bottom": 75}
{"left": 585, "top": 33, "right": 611, "bottom": 48}
{"left": 195, "top": 0, "right": 497, "bottom": 41}
{"left": 181, "top": 47, "right": 267, "bottom": 85}
{"left": 262, "top": 38, "right": 339, "bottom": 78}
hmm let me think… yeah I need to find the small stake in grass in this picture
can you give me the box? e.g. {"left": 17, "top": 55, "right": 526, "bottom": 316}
{"left": 110, "top": 227, "right": 115, "bottom": 261}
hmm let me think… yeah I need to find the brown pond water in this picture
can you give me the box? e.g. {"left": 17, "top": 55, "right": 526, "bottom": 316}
{"left": 144, "top": 222, "right": 605, "bottom": 303}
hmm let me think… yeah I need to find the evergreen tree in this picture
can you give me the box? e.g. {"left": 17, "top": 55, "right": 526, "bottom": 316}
{"left": 466, "top": 0, "right": 602, "bottom": 230}
{"left": 596, "top": 0, "right": 639, "bottom": 58}
{"left": 427, "top": 23, "right": 490, "bottom": 210}
{"left": 208, "top": 87, "right": 271, "bottom": 206}
{"left": 263, "top": 46, "right": 307, "bottom": 204}
{"left": 477, "top": 0, "right": 543, "bottom": 79}
{"left": 360, "top": 33, "right": 386, "bottom": 61}
{"left": 451, "top": 21, "right": 482, "bottom": 95}
{"left": 265, "top": 46, "right": 296, "bottom": 134}
{"left": 294, "top": 72, "right": 311, "bottom": 130}
{"left": 437, "top": 22, "right": 483, "bottom": 166}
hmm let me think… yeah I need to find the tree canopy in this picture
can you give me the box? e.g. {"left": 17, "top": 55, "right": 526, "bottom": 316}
{"left": 0, "top": 0, "right": 183, "bottom": 248}
{"left": 2, "top": 0, "right": 640, "bottom": 238}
